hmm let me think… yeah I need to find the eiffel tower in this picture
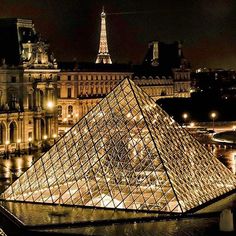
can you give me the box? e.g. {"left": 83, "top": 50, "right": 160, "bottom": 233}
{"left": 95, "top": 7, "right": 112, "bottom": 64}
{"left": 1, "top": 79, "right": 236, "bottom": 213}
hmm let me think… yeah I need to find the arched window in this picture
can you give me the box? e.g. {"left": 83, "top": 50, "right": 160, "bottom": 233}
{"left": 10, "top": 121, "right": 17, "bottom": 143}
{"left": 58, "top": 106, "right": 62, "bottom": 117}
{"left": 68, "top": 105, "right": 73, "bottom": 115}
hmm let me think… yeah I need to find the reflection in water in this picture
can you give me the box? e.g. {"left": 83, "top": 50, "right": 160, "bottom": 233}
{"left": 0, "top": 201, "right": 155, "bottom": 226}
{"left": 194, "top": 132, "right": 236, "bottom": 174}
{"left": 0, "top": 155, "right": 34, "bottom": 193}
{"left": 214, "top": 148, "right": 236, "bottom": 173}
{"left": 40, "top": 218, "right": 220, "bottom": 236}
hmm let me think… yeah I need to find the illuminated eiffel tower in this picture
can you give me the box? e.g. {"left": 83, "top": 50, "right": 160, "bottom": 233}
{"left": 95, "top": 7, "right": 112, "bottom": 64}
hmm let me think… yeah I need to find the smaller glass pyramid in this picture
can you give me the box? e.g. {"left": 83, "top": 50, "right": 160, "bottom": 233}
{"left": 1, "top": 79, "right": 236, "bottom": 213}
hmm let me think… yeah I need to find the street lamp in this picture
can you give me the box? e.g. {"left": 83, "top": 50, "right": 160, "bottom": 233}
{"left": 182, "top": 113, "right": 188, "bottom": 126}
{"left": 210, "top": 112, "right": 217, "bottom": 132}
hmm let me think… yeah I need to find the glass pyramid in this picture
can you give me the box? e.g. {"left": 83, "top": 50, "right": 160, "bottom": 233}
{"left": 1, "top": 79, "right": 236, "bottom": 213}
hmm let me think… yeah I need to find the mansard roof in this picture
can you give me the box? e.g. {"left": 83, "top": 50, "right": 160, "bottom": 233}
{"left": 58, "top": 61, "right": 133, "bottom": 73}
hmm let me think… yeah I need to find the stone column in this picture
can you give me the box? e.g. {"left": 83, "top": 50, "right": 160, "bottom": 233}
{"left": 46, "top": 117, "right": 52, "bottom": 138}
{"left": 34, "top": 117, "right": 41, "bottom": 141}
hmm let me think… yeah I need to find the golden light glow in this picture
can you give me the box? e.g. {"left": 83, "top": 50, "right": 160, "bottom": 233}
{"left": 47, "top": 101, "right": 54, "bottom": 109}
{"left": 182, "top": 113, "right": 188, "bottom": 120}
{"left": 5, "top": 140, "right": 9, "bottom": 145}
{"left": 17, "top": 139, "right": 21, "bottom": 143}
{"left": 189, "top": 122, "right": 195, "bottom": 128}
{"left": 210, "top": 112, "right": 216, "bottom": 119}
{"left": 53, "top": 134, "right": 57, "bottom": 138}
{"left": 28, "top": 137, "right": 32, "bottom": 142}
{"left": 43, "top": 135, "right": 48, "bottom": 140}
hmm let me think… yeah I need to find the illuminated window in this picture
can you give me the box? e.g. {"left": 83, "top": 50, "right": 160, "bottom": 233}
{"left": 58, "top": 106, "right": 62, "bottom": 117}
{"left": 68, "top": 105, "right": 73, "bottom": 115}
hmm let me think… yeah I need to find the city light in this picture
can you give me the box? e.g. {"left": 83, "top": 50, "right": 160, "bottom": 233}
{"left": 210, "top": 112, "right": 217, "bottom": 131}
{"left": 43, "top": 135, "right": 48, "bottom": 140}
{"left": 189, "top": 122, "right": 195, "bottom": 128}
{"left": 182, "top": 113, "right": 188, "bottom": 120}
{"left": 47, "top": 101, "right": 54, "bottom": 109}
{"left": 211, "top": 112, "right": 216, "bottom": 119}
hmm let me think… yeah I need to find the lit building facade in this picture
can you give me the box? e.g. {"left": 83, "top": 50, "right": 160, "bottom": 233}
{"left": 57, "top": 40, "right": 191, "bottom": 132}
{"left": 57, "top": 63, "right": 132, "bottom": 133}
{"left": 0, "top": 18, "right": 59, "bottom": 152}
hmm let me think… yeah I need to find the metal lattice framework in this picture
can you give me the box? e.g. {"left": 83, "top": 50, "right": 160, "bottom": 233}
{"left": 95, "top": 8, "right": 112, "bottom": 64}
{"left": 1, "top": 79, "right": 236, "bottom": 213}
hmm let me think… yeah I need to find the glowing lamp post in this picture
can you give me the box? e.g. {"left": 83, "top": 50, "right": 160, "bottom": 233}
{"left": 210, "top": 112, "right": 216, "bottom": 132}
{"left": 182, "top": 113, "right": 188, "bottom": 126}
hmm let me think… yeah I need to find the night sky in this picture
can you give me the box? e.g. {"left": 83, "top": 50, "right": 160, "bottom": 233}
{"left": 1, "top": 0, "right": 236, "bottom": 69}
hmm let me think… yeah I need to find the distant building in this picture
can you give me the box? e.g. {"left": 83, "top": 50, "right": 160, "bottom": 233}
{"left": 192, "top": 68, "right": 236, "bottom": 99}
{"left": 0, "top": 18, "right": 58, "bottom": 152}
{"left": 133, "top": 41, "right": 191, "bottom": 99}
